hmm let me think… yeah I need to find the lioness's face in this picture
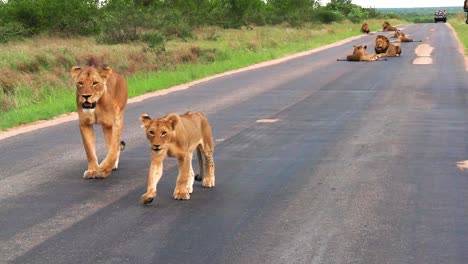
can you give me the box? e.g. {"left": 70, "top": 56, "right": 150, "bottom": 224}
{"left": 140, "top": 114, "right": 178, "bottom": 154}
{"left": 71, "top": 66, "right": 112, "bottom": 113}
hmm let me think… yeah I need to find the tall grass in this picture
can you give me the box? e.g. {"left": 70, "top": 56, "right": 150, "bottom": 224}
{"left": 0, "top": 20, "right": 391, "bottom": 130}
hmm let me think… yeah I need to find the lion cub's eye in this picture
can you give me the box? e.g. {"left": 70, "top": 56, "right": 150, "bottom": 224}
{"left": 77, "top": 82, "right": 84, "bottom": 87}
{"left": 161, "top": 131, "right": 167, "bottom": 137}
{"left": 148, "top": 130, "right": 155, "bottom": 137}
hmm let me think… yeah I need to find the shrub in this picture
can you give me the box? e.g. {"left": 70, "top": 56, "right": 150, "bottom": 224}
{"left": 141, "top": 32, "right": 166, "bottom": 54}
{"left": 314, "top": 9, "right": 344, "bottom": 24}
{"left": 0, "top": 21, "right": 31, "bottom": 43}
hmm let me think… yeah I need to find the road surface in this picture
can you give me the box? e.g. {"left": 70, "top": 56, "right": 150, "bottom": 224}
{"left": 0, "top": 23, "right": 466, "bottom": 264}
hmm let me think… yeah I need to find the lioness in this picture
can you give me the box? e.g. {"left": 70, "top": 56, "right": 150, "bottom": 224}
{"left": 393, "top": 30, "right": 422, "bottom": 42}
{"left": 361, "top": 22, "right": 370, "bottom": 34}
{"left": 140, "top": 112, "right": 215, "bottom": 204}
{"left": 337, "top": 45, "right": 381, "bottom": 62}
{"left": 71, "top": 65, "right": 128, "bottom": 178}
{"left": 382, "top": 21, "right": 397, "bottom": 31}
{"left": 375, "top": 35, "right": 401, "bottom": 56}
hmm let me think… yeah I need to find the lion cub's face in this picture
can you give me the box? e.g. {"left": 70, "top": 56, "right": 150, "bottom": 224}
{"left": 71, "top": 66, "right": 112, "bottom": 113}
{"left": 140, "top": 114, "right": 179, "bottom": 153}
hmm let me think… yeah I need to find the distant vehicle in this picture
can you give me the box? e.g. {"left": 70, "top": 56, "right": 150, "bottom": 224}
{"left": 434, "top": 9, "right": 447, "bottom": 23}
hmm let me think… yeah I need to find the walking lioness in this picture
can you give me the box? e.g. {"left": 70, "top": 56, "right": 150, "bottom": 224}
{"left": 140, "top": 112, "right": 215, "bottom": 204}
{"left": 71, "top": 65, "right": 128, "bottom": 178}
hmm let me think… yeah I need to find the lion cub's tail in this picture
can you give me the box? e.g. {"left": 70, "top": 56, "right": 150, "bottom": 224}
{"left": 194, "top": 146, "right": 204, "bottom": 181}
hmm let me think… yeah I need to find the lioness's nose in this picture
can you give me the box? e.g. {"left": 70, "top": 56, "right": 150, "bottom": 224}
{"left": 82, "top": 95, "right": 91, "bottom": 100}
{"left": 153, "top": 144, "right": 160, "bottom": 149}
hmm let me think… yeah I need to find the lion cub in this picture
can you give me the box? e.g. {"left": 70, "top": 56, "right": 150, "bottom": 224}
{"left": 338, "top": 45, "right": 380, "bottom": 62}
{"left": 140, "top": 112, "right": 215, "bottom": 204}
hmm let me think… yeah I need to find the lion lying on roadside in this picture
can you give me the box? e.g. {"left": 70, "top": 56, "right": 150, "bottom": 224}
{"left": 375, "top": 35, "right": 401, "bottom": 56}
{"left": 382, "top": 21, "right": 397, "bottom": 31}
{"left": 71, "top": 65, "right": 128, "bottom": 178}
{"left": 361, "top": 22, "right": 370, "bottom": 34}
{"left": 140, "top": 112, "right": 215, "bottom": 204}
{"left": 392, "top": 30, "right": 422, "bottom": 42}
{"left": 337, "top": 45, "right": 383, "bottom": 62}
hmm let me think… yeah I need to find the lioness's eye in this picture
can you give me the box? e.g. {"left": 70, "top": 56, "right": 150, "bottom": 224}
{"left": 77, "top": 82, "right": 83, "bottom": 87}
{"left": 161, "top": 131, "right": 167, "bottom": 137}
{"left": 148, "top": 130, "right": 155, "bottom": 136}
{"left": 92, "top": 81, "right": 98, "bottom": 86}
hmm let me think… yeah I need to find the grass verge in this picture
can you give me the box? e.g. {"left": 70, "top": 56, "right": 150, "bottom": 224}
{"left": 0, "top": 19, "right": 393, "bottom": 130}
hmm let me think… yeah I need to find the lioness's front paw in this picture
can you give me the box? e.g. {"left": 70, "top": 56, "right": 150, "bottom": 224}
{"left": 202, "top": 177, "right": 215, "bottom": 188}
{"left": 173, "top": 190, "right": 190, "bottom": 200}
{"left": 83, "top": 170, "right": 99, "bottom": 179}
{"left": 141, "top": 192, "right": 156, "bottom": 205}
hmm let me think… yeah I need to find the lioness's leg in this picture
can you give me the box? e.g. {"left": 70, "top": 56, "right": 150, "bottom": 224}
{"left": 174, "top": 155, "right": 192, "bottom": 200}
{"left": 79, "top": 124, "right": 99, "bottom": 178}
{"left": 100, "top": 111, "right": 124, "bottom": 177}
{"left": 99, "top": 124, "right": 118, "bottom": 177}
{"left": 141, "top": 159, "right": 163, "bottom": 205}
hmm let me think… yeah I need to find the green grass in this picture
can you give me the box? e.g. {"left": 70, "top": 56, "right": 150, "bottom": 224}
{"left": 0, "top": 20, "right": 389, "bottom": 130}
{"left": 449, "top": 15, "right": 468, "bottom": 55}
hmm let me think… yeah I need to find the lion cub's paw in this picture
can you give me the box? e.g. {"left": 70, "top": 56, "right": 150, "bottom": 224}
{"left": 202, "top": 177, "right": 215, "bottom": 188}
{"left": 173, "top": 190, "right": 191, "bottom": 200}
{"left": 83, "top": 169, "right": 99, "bottom": 179}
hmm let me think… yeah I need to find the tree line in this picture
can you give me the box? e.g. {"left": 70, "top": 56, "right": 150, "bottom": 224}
{"left": 0, "top": 0, "right": 385, "bottom": 43}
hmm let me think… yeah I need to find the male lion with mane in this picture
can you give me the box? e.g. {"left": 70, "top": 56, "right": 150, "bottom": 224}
{"left": 361, "top": 22, "right": 370, "bottom": 34}
{"left": 375, "top": 35, "right": 401, "bottom": 57}
{"left": 140, "top": 112, "right": 215, "bottom": 204}
{"left": 71, "top": 65, "right": 128, "bottom": 179}
{"left": 382, "top": 21, "right": 397, "bottom": 31}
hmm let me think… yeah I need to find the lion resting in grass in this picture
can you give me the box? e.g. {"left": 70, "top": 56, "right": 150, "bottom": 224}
{"left": 337, "top": 45, "right": 381, "bottom": 62}
{"left": 361, "top": 22, "right": 370, "bottom": 34}
{"left": 375, "top": 35, "right": 401, "bottom": 56}
{"left": 382, "top": 21, "right": 397, "bottom": 31}
{"left": 140, "top": 112, "right": 215, "bottom": 204}
{"left": 71, "top": 65, "right": 128, "bottom": 178}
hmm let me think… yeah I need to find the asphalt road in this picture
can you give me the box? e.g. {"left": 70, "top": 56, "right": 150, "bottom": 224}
{"left": 0, "top": 23, "right": 467, "bottom": 264}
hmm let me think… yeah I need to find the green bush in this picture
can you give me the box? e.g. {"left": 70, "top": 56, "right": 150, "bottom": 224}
{"left": 314, "top": 9, "right": 344, "bottom": 24}
{"left": 141, "top": 32, "right": 166, "bottom": 54}
{"left": 347, "top": 7, "right": 367, "bottom": 23}
{"left": 0, "top": 21, "right": 31, "bottom": 43}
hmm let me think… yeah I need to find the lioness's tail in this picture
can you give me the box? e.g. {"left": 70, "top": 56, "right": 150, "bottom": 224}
{"left": 195, "top": 146, "right": 204, "bottom": 181}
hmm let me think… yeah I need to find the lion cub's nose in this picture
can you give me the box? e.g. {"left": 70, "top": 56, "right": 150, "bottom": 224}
{"left": 82, "top": 95, "right": 91, "bottom": 100}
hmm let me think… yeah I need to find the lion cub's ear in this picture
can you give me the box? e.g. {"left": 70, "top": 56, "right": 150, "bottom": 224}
{"left": 99, "top": 65, "right": 113, "bottom": 80}
{"left": 165, "top": 114, "right": 180, "bottom": 130}
{"left": 140, "top": 113, "right": 152, "bottom": 128}
{"left": 71, "top": 66, "right": 82, "bottom": 78}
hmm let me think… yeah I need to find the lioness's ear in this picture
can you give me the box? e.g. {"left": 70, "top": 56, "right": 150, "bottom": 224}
{"left": 364, "top": 45, "right": 367, "bottom": 49}
{"left": 165, "top": 114, "right": 180, "bottom": 130}
{"left": 99, "top": 65, "right": 113, "bottom": 80}
{"left": 71, "top": 66, "right": 82, "bottom": 78}
{"left": 140, "top": 113, "right": 152, "bottom": 128}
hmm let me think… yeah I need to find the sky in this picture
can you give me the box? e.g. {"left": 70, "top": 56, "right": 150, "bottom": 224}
{"left": 320, "top": 0, "right": 463, "bottom": 8}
